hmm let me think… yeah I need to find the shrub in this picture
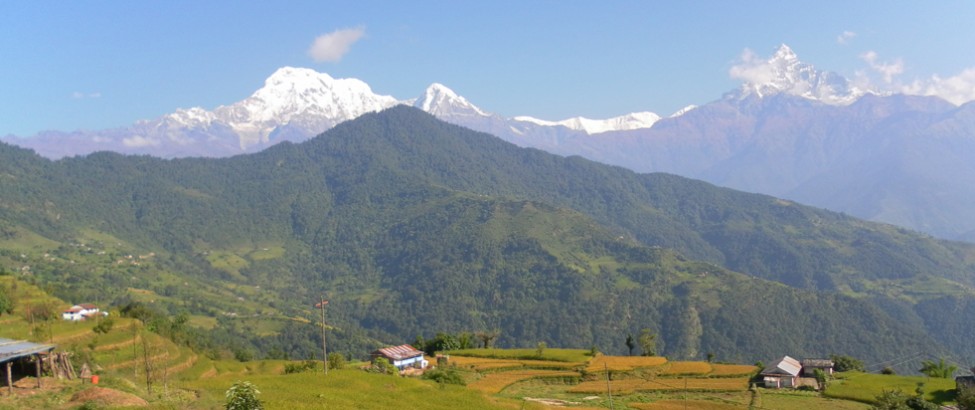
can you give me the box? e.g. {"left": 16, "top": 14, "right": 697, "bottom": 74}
{"left": 422, "top": 368, "right": 466, "bottom": 386}
{"left": 327, "top": 352, "right": 346, "bottom": 370}
{"left": 367, "top": 358, "right": 397, "bottom": 375}
{"left": 284, "top": 360, "right": 318, "bottom": 374}
{"left": 225, "top": 381, "right": 263, "bottom": 410}
{"left": 92, "top": 317, "right": 114, "bottom": 334}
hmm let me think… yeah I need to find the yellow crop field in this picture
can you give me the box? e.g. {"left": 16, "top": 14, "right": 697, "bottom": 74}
{"left": 468, "top": 370, "right": 580, "bottom": 394}
{"left": 569, "top": 377, "right": 750, "bottom": 394}
{"left": 708, "top": 364, "right": 758, "bottom": 377}
{"left": 585, "top": 355, "right": 668, "bottom": 372}
{"left": 447, "top": 356, "right": 579, "bottom": 371}
{"left": 629, "top": 399, "right": 746, "bottom": 410}
{"left": 661, "top": 361, "right": 712, "bottom": 375}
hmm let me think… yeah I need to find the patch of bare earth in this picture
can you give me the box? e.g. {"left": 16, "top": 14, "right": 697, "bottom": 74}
{"left": 523, "top": 397, "right": 580, "bottom": 406}
{"left": 68, "top": 387, "right": 148, "bottom": 407}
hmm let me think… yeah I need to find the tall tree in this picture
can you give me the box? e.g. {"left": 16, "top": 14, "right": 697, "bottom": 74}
{"left": 919, "top": 358, "right": 957, "bottom": 379}
{"left": 625, "top": 334, "right": 635, "bottom": 356}
{"left": 639, "top": 328, "right": 657, "bottom": 357}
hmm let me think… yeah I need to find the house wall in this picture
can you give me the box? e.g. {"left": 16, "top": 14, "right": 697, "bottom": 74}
{"left": 392, "top": 356, "right": 429, "bottom": 370}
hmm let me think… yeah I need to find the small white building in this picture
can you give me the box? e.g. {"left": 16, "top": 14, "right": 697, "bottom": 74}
{"left": 370, "top": 344, "right": 428, "bottom": 371}
{"left": 61, "top": 304, "right": 101, "bottom": 321}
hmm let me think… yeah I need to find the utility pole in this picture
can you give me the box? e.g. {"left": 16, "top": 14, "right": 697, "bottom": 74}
{"left": 316, "top": 297, "right": 329, "bottom": 376}
{"left": 605, "top": 363, "right": 614, "bottom": 410}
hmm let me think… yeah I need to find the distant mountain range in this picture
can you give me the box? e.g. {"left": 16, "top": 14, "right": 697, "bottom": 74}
{"left": 5, "top": 45, "right": 975, "bottom": 241}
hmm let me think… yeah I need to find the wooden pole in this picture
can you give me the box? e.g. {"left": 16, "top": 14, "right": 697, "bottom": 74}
{"left": 35, "top": 355, "right": 41, "bottom": 388}
{"left": 320, "top": 297, "right": 328, "bottom": 376}
{"left": 605, "top": 363, "right": 614, "bottom": 410}
{"left": 6, "top": 361, "right": 12, "bottom": 395}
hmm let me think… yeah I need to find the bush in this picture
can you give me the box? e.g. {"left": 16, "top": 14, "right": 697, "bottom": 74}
{"left": 284, "top": 360, "right": 318, "bottom": 374}
{"left": 958, "top": 387, "right": 975, "bottom": 410}
{"left": 92, "top": 317, "right": 114, "bottom": 334}
{"left": 225, "top": 381, "right": 263, "bottom": 410}
{"left": 327, "top": 352, "right": 346, "bottom": 370}
{"left": 422, "top": 368, "right": 466, "bottom": 386}
{"left": 367, "top": 358, "right": 397, "bottom": 375}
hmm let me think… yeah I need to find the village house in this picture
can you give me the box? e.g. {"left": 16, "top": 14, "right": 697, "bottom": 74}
{"left": 61, "top": 304, "right": 102, "bottom": 321}
{"left": 761, "top": 356, "right": 835, "bottom": 389}
{"left": 801, "top": 358, "right": 835, "bottom": 377}
{"left": 761, "top": 356, "right": 802, "bottom": 388}
{"left": 957, "top": 367, "right": 975, "bottom": 391}
{"left": 370, "top": 344, "right": 428, "bottom": 371}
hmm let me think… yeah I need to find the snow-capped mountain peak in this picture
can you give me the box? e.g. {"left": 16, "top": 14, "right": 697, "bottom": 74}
{"left": 412, "top": 83, "right": 489, "bottom": 117}
{"left": 513, "top": 111, "right": 661, "bottom": 135}
{"left": 729, "top": 44, "right": 868, "bottom": 105}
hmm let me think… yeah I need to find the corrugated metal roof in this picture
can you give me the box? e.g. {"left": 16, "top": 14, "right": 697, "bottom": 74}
{"left": 761, "top": 355, "right": 802, "bottom": 376}
{"left": 0, "top": 338, "right": 55, "bottom": 363}
{"left": 373, "top": 344, "right": 424, "bottom": 361}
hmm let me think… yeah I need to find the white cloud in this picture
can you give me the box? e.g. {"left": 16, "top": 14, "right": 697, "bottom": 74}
{"left": 122, "top": 135, "right": 160, "bottom": 147}
{"left": 860, "top": 51, "right": 904, "bottom": 84}
{"left": 728, "top": 48, "right": 777, "bottom": 84}
{"left": 71, "top": 91, "right": 102, "bottom": 100}
{"left": 901, "top": 68, "right": 975, "bottom": 105}
{"left": 307, "top": 27, "right": 365, "bottom": 63}
{"left": 836, "top": 31, "right": 856, "bottom": 45}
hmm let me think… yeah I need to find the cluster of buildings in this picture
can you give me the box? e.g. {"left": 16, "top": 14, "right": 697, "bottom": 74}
{"left": 760, "top": 355, "right": 833, "bottom": 389}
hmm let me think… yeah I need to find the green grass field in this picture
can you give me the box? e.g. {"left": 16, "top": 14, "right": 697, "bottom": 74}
{"left": 825, "top": 372, "right": 957, "bottom": 404}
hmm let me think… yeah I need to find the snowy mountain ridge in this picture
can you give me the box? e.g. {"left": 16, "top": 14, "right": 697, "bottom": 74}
{"left": 727, "top": 44, "right": 871, "bottom": 105}
{"left": 6, "top": 44, "right": 885, "bottom": 158}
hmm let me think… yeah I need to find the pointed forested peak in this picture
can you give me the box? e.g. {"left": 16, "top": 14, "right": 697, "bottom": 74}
{"left": 728, "top": 44, "right": 868, "bottom": 105}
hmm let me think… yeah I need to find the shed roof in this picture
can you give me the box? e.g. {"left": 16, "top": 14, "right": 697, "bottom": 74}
{"left": 761, "top": 355, "right": 802, "bottom": 377}
{"left": 373, "top": 344, "right": 424, "bottom": 361}
{"left": 802, "top": 358, "right": 834, "bottom": 368}
{"left": 0, "top": 338, "right": 55, "bottom": 363}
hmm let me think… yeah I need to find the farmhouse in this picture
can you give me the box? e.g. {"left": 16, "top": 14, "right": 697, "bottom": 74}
{"left": 370, "top": 344, "right": 428, "bottom": 371}
{"left": 762, "top": 355, "right": 836, "bottom": 389}
{"left": 61, "top": 303, "right": 101, "bottom": 321}
{"left": 801, "top": 358, "right": 835, "bottom": 376}
{"left": 761, "top": 356, "right": 802, "bottom": 388}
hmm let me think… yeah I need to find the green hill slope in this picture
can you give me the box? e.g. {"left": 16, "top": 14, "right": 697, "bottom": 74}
{"left": 1, "top": 106, "right": 973, "bottom": 367}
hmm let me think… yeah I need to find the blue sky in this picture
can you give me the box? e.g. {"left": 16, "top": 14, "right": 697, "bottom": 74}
{"left": 3, "top": 1, "right": 975, "bottom": 136}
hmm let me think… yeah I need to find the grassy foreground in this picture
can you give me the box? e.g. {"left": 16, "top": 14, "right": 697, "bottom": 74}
{"left": 186, "top": 369, "right": 524, "bottom": 410}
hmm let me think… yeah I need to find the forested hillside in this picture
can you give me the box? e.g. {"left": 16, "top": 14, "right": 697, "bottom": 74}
{"left": 1, "top": 106, "right": 973, "bottom": 367}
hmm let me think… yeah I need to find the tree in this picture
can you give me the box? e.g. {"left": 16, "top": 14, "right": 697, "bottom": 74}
{"left": 625, "top": 334, "right": 635, "bottom": 356}
{"left": 707, "top": 352, "right": 715, "bottom": 363}
{"left": 225, "top": 381, "right": 264, "bottom": 410}
{"left": 638, "top": 328, "right": 657, "bottom": 356}
{"left": 872, "top": 389, "right": 910, "bottom": 410}
{"left": 535, "top": 341, "right": 546, "bottom": 358}
{"left": 919, "top": 358, "right": 957, "bottom": 379}
{"left": 958, "top": 386, "right": 975, "bottom": 410}
{"left": 813, "top": 368, "right": 828, "bottom": 390}
{"left": 327, "top": 352, "right": 346, "bottom": 370}
{"left": 831, "top": 354, "right": 865, "bottom": 372}
{"left": 475, "top": 330, "right": 500, "bottom": 349}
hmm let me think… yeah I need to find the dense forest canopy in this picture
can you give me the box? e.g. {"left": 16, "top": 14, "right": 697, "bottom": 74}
{"left": 1, "top": 106, "right": 973, "bottom": 369}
